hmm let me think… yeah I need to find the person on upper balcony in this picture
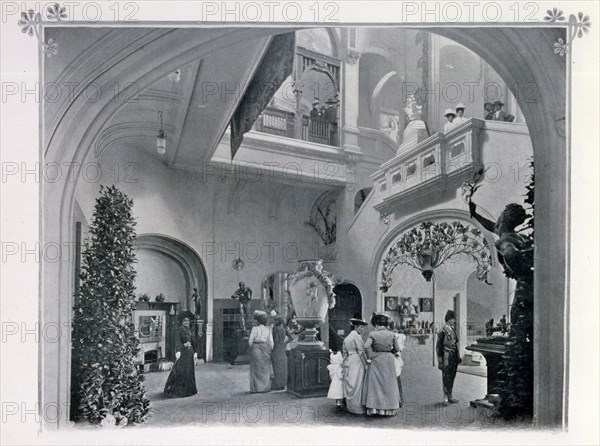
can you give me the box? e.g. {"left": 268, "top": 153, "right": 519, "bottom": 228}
{"left": 454, "top": 103, "right": 467, "bottom": 125}
{"left": 310, "top": 98, "right": 321, "bottom": 119}
{"left": 484, "top": 102, "right": 495, "bottom": 120}
{"left": 492, "top": 100, "right": 515, "bottom": 122}
{"left": 443, "top": 108, "right": 457, "bottom": 133}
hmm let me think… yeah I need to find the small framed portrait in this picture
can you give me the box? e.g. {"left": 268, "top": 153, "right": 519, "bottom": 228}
{"left": 419, "top": 297, "right": 434, "bottom": 313}
{"left": 384, "top": 296, "right": 398, "bottom": 311}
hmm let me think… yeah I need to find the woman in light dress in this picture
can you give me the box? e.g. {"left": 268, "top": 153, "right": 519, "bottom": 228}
{"left": 389, "top": 320, "right": 407, "bottom": 406}
{"left": 248, "top": 311, "right": 274, "bottom": 393}
{"left": 341, "top": 317, "right": 368, "bottom": 414}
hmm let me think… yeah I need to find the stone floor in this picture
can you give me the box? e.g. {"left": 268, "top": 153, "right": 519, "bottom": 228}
{"left": 130, "top": 361, "right": 524, "bottom": 430}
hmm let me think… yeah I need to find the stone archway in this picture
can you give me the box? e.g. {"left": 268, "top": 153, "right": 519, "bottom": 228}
{"left": 136, "top": 234, "right": 207, "bottom": 315}
{"left": 43, "top": 27, "right": 567, "bottom": 428}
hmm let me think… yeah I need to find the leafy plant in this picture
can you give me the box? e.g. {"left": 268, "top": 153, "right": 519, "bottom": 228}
{"left": 71, "top": 185, "right": 149, "bottom": 425}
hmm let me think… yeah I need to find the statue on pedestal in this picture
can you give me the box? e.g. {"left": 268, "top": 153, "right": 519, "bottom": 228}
{"left": 464, "top": 163, "right": 535, "bottom": 418}
{"left": 231, "top": 281, "right": 252, "bottom": 333}
{"left": 398, "top": 95, "right": 429, "bottom": 154}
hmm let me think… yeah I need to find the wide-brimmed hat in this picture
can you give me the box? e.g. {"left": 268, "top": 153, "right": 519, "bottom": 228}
{"left": 493, "top": 100, "right": 504, "bottom": 107}
{"left": 370, "top": 312, "right": 391, "bottom": 327}
{"left": 443, "top": 108, "right": 456, "bottom": 117}
{"left": 254, "top": 310, "right": 268, "bottom": 324}
{"left": 178, "top": 309, "right": 195, "bottom": 324}
{"left": 455, "top": 103, "right": 466, "bottom": 111}
{"left": 312, "top": 98, "right": 320, "bottom": 105}
{"left": 445, "top": 310, "right": 456, "bottom": 322}
{"left": 349, "top": 317, "right": 367, "bottom": 326}
{"left": 326, "top": 96, "right": 338, "bottom": 105}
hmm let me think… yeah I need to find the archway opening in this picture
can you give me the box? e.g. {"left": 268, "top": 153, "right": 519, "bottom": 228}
{"left": 328, "top": 283, "right": 362, "bottom": 352}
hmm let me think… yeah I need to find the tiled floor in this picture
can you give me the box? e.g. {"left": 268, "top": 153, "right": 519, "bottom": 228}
{"left": 131, "top": 361, "right": 522, "bottom": 430}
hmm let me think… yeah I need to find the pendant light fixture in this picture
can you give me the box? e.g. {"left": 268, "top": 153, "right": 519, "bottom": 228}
{"left": 156, "top": 111, "right": 166, "bottom": 154}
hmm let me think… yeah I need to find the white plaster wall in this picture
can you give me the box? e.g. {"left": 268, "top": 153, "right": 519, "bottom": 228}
{"left": 337, "top": 123, "right": 533, "bottom": 357}
{"left": 74, "top": 145, "right": 326, "bottom": 361}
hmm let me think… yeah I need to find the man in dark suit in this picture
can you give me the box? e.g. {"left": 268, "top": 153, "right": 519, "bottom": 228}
{"left": 492, "top": 100, "right": 508, "bottom": 121}
{"left": 324, "top": 96, "right": 339, "bottom": 145}
{"left": 437, "top": 310, "right": 462, "bottom": 405}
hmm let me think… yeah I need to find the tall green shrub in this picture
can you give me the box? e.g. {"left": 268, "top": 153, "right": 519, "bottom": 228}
{"left": 71, "top": 185, "right": 149, "bottom": 425}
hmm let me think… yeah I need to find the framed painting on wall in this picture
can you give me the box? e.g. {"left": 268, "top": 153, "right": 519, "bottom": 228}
{"left": 419, "top": 297, "right": 434, "bottom": 313}
{"left": 384, "top": 296, "right": 398, "bottom": 311}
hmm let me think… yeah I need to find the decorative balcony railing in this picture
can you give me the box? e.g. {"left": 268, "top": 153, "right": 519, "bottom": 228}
{"left": 371, "top": 118, "right": 485, "bottom": 215}
{"left": 253, "top": 107, "right": 339, "bottom": 147}
{"left": 253, "top": 107, "right": 295, "bottom": 138}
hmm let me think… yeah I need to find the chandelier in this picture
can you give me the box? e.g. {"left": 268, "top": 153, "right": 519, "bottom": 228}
{"left": 380, "top": 221, "right": 493, "bottom": 290}
{"left": 156, "top": 111, "right": 166, "bottom": 154}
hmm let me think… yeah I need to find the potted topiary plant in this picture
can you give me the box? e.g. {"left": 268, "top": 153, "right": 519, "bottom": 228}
{"left": 71, "top": 185, "right": 149, "bottom": 426}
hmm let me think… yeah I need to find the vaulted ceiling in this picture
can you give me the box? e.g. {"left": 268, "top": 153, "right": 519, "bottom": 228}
{"left": 44, "top": 28, "right": 285, "bottom": 170}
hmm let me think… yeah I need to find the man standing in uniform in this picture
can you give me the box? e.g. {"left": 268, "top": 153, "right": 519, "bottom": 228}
{"left": 231, "top": 281, "right": 252, "bottom": 332}
{"left": 437, "top": 310, "right": 462, "bottom": 405}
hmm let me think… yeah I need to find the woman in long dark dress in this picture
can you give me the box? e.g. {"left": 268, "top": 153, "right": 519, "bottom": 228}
{"left": 248, "top": 311, "right": 273, "bottom": 393}
{"left": 271, "top": 315, "right": 292, "bottom": 390}
{"left": 164, "top": 312, "right": 197, "bottom": 398}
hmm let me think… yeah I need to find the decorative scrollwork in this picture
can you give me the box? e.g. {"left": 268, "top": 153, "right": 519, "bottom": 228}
{"left": 17, "top": 3, "right": 67, "bottom": 58}
{"left": 381, "top": 220, "right": 493, "bottom": 288}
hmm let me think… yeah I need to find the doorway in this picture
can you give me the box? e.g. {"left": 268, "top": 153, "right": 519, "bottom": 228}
{"left": 328, "top": 283, "right": 362, "bottom": 352}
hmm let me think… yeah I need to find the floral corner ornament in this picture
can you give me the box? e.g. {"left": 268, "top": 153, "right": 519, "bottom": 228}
{"left": 17, "top": 3, "right": 67, "bottom": 58}
{"left": 545, "top": 8, "right": 592, "bottom": 56}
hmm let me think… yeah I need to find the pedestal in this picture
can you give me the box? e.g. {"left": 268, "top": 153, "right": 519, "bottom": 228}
{"left": 286, "top": 344, "right": 331, "bottom": 398}
{"left": 234, "top": 336, "right": 250, "bottom": 365}
{"left": 466, "top": 338, "right": 507, "bottom": 408}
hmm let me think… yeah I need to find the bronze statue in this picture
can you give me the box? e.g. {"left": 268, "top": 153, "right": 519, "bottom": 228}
{"left": 468, "top": 201, "right": 533, "bottom": 281}
{"left": 231, "top": 281, "right": 252, "bottom": 332}
{"left": 191, "top": 287, "right": 201, "bottom": 316}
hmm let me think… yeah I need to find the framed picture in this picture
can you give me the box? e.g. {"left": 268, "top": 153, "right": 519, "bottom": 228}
{"left": 399, "top": 297, "right": 419, "bottom": 315}
{"left": 384, "top": 296, "right": 398, "bottom": 311}
{"left": 419, "top": 297, "right": 434, "bottom": 313}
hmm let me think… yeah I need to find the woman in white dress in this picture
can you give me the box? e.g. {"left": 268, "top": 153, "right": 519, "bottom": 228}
{"left": 248, "top": 311, "right": 274, "bottom": 393}
{"left": 389, "top": 320, "right": 407, "bottom": 406}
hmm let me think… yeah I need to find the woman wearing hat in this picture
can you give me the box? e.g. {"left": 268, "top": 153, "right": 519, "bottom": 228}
{"left": 271, "top": 314, "right": 292, "bottom": 390}
{"left": 443, "top": 108, "right": 457, "bottom": 133}
{"left": 363, "top": 313, "right": 401, "bottom": 416}
{"left": 436, "top": 310, "right": 462, "bottom": 405}
{"left": 454, "top": 103, "right": 466, "bottom": 125}
{"left": 248, "top": 311, "right": 274, "bottom": 393}
{"left": 341, "top": 315, "right": 368, "bottom": 414}
{"left": 164, "top": 310, "right": 198, "bottom": 398}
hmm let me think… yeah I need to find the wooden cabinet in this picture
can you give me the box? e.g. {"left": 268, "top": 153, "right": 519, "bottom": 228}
{"left": 287, "top": 345, "right": 331, "bottom": 398}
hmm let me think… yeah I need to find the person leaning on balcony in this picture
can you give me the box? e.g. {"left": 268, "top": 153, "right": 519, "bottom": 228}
{"left": 492, "top": 100, "right": 515, "bottom": 122}
{"left": 454, "top": 103, "right": 467, "bottom": 125}
{"left": 484, "top": 102, "right": 495, "bottom": 120}
{"left": 443, "top": 108, "right": 457, "bottom": 133}
{"left": 310, "top": 98, "right": 321, "bottom": 119}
